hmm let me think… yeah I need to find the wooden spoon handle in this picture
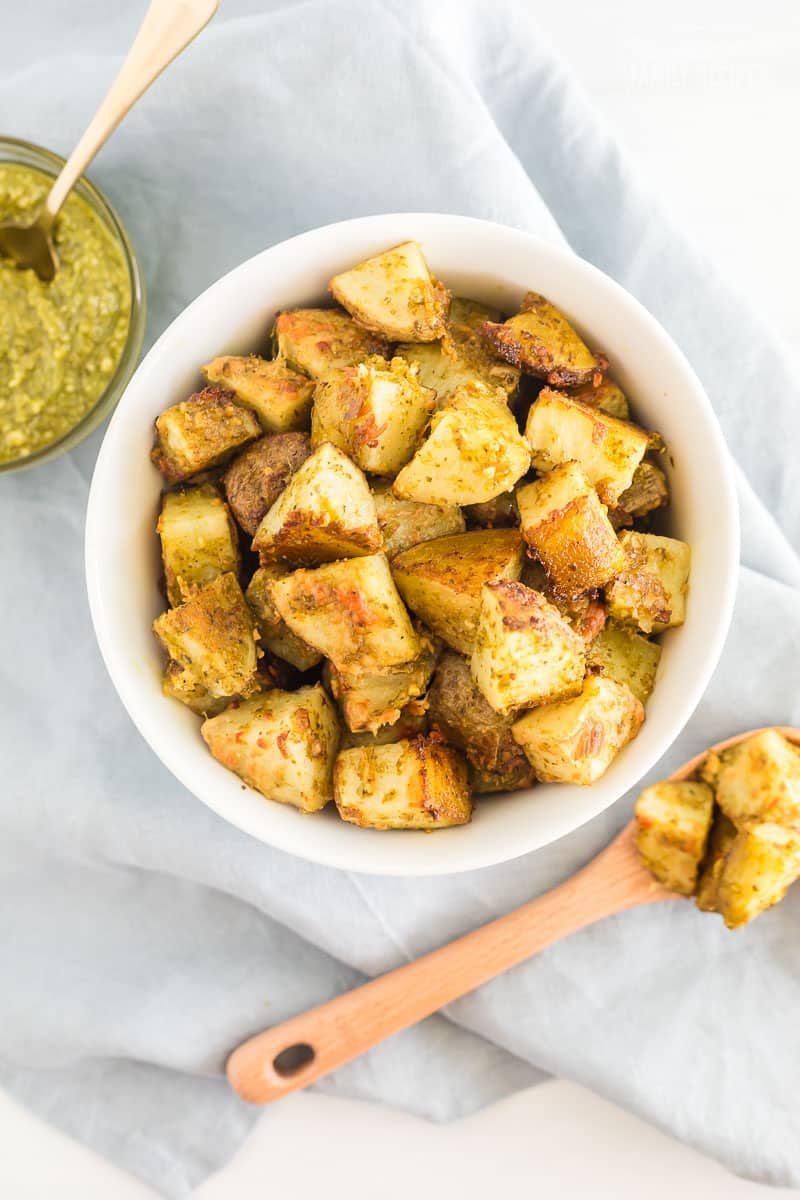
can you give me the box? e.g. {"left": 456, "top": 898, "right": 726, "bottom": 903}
{"left": 227, "top": 823, "right": 670, "bottom": 1103}
{"left": 42, "top": 0, "right": 219, "bottom": 229}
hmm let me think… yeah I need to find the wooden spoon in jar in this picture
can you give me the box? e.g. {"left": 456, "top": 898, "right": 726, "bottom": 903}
{"left": 227, "top": 726, "right": 800, "bottom": 1105}
{"left": 0, "top": 0, "right": 218, "bottom": 281}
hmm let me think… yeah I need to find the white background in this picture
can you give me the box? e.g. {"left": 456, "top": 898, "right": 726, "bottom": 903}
{"left": 3, "top": 0, "right": 798, "bottom": 1195}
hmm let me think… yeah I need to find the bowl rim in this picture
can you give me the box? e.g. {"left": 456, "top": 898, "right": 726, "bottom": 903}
{"left": 85, "top": 211, "right": 740, "bottom": 876}
{"left": 0, "top": 135, "right": 147, "bottom": 474}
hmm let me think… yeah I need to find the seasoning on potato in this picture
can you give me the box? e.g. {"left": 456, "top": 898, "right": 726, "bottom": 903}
{"left": 149, "top": 240, "right": 689, "bottom": 830}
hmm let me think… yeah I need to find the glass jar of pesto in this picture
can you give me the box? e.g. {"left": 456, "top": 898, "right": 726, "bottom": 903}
{"left": 0, "top": 137, "right": 145, "bottom": 472}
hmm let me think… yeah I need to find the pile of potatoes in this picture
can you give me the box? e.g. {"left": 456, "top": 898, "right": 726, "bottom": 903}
{"left": 150, "top": 241, "right": 690, "bottom": 830}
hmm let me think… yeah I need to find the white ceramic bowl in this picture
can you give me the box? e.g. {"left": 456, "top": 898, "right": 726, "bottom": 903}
{"left": 86, "top": 213, "right": 739, "bottom": 876}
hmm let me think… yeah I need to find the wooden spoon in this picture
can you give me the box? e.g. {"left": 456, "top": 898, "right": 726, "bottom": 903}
{"left": 227, "top": 726, "right": 800, "bottom": 1105}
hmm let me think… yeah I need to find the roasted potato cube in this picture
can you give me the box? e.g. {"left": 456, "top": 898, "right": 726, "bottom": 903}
{"left": 340, "top": 706, "right": 429, "bottom": 749}
{"left": 480, "top": 292, "right": 599, "bottom": 387}
{"left": 203, "top": 356, "right": 315, "bottom": 433}
{"left": 272, "top": 553, "right": 420, "bottom": 672}
{"left": 153, "top": 573, "right": 259, "bottom": 713}
{"left": 524, "top": 389, "right": 649, "bottom": 506}
{"left": 635, "top": 780, "right": 715, "bottom": 895}
{"left": 151, "top": 386, "right": 261, "bottom": 484}
{"left": 397, "top": 296, "right": 520, "bottom": 406}
{"left": 251, "top": 442, "right": 381, "bottom": 564}
{"left": 616, "top": 461, "right": 669, "bottom": 522}
{"left": 586, "top": 623, "right": 662, "bottom": 705}
{"left": 568, "top": 375, "right": 630, "bottom": 420}
{"left": 512, "top": 675, "right": 644, "bottom": 784}
{"left": 716, "top": 822, "right": 800, "bottom": 929}
{"left": 326, "top": 631, "right": 438, "bottom": 732}
{"left": 334, "top": 736, "right": 471, "bottom": 829}
{"left": 428, "top": 650, "right": 534, "bottom": 781}
{"left": 464, "top": 491, "right": 519, "bottom": 529}
{"left": 157, "top": 483, "right": 240, "bottom": 608}
{"left": 695, "top": 812, "right": 738, "bottom": 913}
{"left": 517, "top": 461, "right": 625, "bottom": 595}
{"left": 201, "top": 685, "right": 339, "bottom": 813}
{"left": 393, "top": 381, "right": 531, "bottom": 506}
{"left": 273, "top": 307, "right": 390, "bottom": 378}
{"left": 471, "top": 581, "right": 586, "bottom": 716}
{"left": 330, "top": 241, "right": 449, "bottom": 342}
{"left": 222, "top": 432, "right": 311, "bottom": 536}
{"left": 391, "top": 529, "right": 525, "bottom": 655}
{"left": 245, "top": 565, "right": 322, "bottom": 672}
{"left": 605, "top": 531, "right": 690, "bottom": 633}
{"left": 372, "top": 481, "right": 465, "bottom": 558}
{"left": 710, "top": 730, "right": 800, "bottom": 830}
{"left": 311, "top": 356, "right": 435, "bottom": 476}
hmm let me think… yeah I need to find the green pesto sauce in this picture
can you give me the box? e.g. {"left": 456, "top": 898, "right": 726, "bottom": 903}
{"left": 0, "top": 163, "right": 131, "bottom": 464}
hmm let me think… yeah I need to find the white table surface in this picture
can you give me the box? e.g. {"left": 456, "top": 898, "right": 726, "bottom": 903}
{"left": 4, "top": 1, "right": 798, "bottom": 1195}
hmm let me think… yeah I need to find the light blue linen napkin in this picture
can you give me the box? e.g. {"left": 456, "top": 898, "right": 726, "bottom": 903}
{"left": 2, "top": 1, "right": 799, "bottom": 1195}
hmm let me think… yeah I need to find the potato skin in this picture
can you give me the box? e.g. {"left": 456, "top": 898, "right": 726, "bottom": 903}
{"left": 201, "top": 684, "right": 340, "bottom": 813}
{"left": 334, "top": 736, "right": 471, "bottom": 830}
{"left": 372, "top": 483, "right": 465, "bottom": 558}
{"left": 158, "top": 483, "right": 240, "bottom": 608}
{"left": 635, "top": 780, "right": 714, "bottom": 895}
{"left": 203, "top": 355, "right": 315, "bottom": 433}
{"left": 391, "top": 528, "right": 525, "bottom": 655}
{"left": 245, "top": 565, "right": 322, "bottom": 672}
{"left": 616, "top": 460, "right": 669, "bottom": 522}
{"left": 428, "top": 650, "right": 533, "bottom": 782}
{"left": 465, "top": 491, "right": 519, "bottom": 530}
{"left": 223, "top": 432, "right": 311, "bottom": 536}
{"left": 481, "top": 292, "right": 599, "bottom": 387}
{"left": 153, "top": 572, "right": 260, "bottom": 714}
{"left": 568, "top": 375, "right": 630, "bottom": 420}
{"left": 151, "top": 386, "right": 261, "bottom": 484}
{"left": 273, "top": 307, "right": 390, "bottom": 378}
{"left": 517, "top": 461, "right": 625, "bottom": 596}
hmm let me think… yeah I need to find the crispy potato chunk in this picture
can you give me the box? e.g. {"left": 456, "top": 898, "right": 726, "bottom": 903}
{"left": 695, "top": 812, "right": 738, "bottom": 913}
{"left": 512, "top": 675, "right": 644, "bottom": 785}
{"left": 151, "top": 386, "right": 261, "bottom": 484}
{"left": 517, "top": 461, "right": 625, "bottom": 595}
{"left": 391, "top": 529, "right": 525, "bottom": 655}
{"left": 330, "top": 241, "right": 449, "bottom": 342}
{"left": 716, "top": 822, "right": 800, "bottom": 929}
{"left": 272, "top": 553, "right": 420, "bottom": 672}
{"left": 340, "top": 706, "right": 429, "bottom": 749}
{"left": 393, "top": 382, "right": 531, "bottom": 506}
{"left": 273, "top": 307, "right": 390, "bottom": 378}
{"left": 326, "top": 631, "right": 439, "bottom": 732}
{"left": 334, "top": 736, "right": 471, "bottom": 829}
{"left": 586, "top": 623, "right": 662, "bottom": 705}
{"left": 710, "top": 730, "right": 800, "bottom": 830}
{"left": 158, "top": 483, "right": 240, "bottom": 608}
{"left": 428, "top": 650, "right": 534, "bottom": 781}
{"left": 605, "top": 531, "right": 690, "bottom": 633}
{"left": 568, "top": 375, "right": 630, "bottom": 420}
{"left": 201, "top": 685, "right": 339, "bottom": 813}
{"left": 372, "top": 482, "right": 465, "bottom": 558}
{"left": 471, "top": 581, "right": 586, "bottom": 716}
{"left": 635, "top": 781, "right": 714, "bottom": 895}
{"left": 153, "top": 573, "right": 259, "bottom": 714}
{"left": 203, "top": 356, "right": 315, "bottom": 433}
{"left": 251, "top": 442, "right": 381, "bottom": 564}
{"left": 616, "top": 460, "right": 669, "bottom": 522}
{"left": 465, "top": 491, "right": 519, "bottom": 529}
{"left": 397, "top": 296, "right": 520, "bottom": 406}
{"left": 311, "top": 356, "right": 435, "bottom": 476}
{"left": 524, "top": 389, "right": 649, "bottom": 506}
{"left": 245, "top": 565, "right": 322, "bottom": 672}
{"left": 223, "top": 432, "right": 311, "bottom": 536}
{"left": 481, "top": 292, "right": 599, "bottom": 387}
